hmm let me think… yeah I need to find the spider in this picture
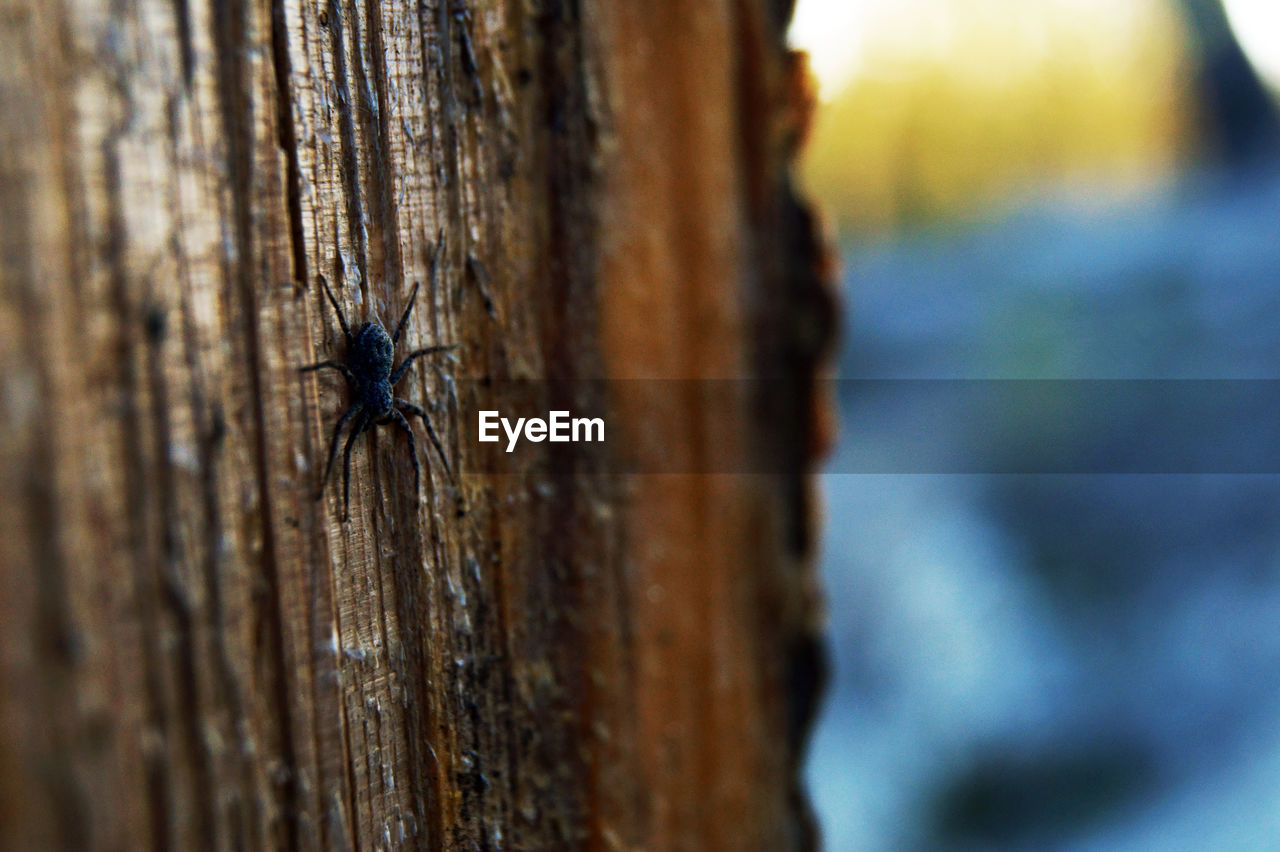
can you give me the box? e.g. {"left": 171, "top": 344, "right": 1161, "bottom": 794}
{"left": 301, "top": 273, "right": 454, "bottom": 520}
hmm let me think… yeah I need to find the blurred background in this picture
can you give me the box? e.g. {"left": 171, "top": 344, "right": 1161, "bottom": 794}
{"left": 789, "top": 0, "right": 1280, "bottom": 848}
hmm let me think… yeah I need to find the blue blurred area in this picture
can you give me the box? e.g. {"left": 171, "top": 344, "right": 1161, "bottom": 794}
{"left": 809, "top": 164, "right": 1280, "bottom": 850}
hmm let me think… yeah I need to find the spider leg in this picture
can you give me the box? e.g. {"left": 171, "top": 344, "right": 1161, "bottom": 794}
{"left": 317, "top": 403, "right": 360, "bottom": 501}
{"left": 385, "top": 408, "right": 422, "bottom": 492}
{"left": 341, "top": 411, "right": 370, "bottom": 521}
{"left": 396, "top": 398, "right": 452, "bottom": 479}
{"left": 392, "top": 281, "right": 420, "bottom": 344}
{"left": 299, "top": 360, "right": 355, "bottom": 388}
{"left": 317, "top": 274, "right": 352, "bottom": 342}
{"left": 390, "top": 345, "right": 455, "bottom": 386}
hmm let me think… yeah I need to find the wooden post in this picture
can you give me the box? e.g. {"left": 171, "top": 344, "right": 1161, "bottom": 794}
{"left": 0, "top": 0, "right": 833, "bottom": 847}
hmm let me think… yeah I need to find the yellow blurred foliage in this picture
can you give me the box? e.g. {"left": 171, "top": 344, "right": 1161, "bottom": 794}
{"left": 798, "top": 0, "right": 1195, "bottom": 238}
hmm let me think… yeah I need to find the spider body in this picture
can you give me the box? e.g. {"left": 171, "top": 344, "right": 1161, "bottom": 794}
{"left": 349, "top": 322, "right": 395, "bottom": 415}
{"left": 301, "top": 274, "right": 454, "bottom": 519}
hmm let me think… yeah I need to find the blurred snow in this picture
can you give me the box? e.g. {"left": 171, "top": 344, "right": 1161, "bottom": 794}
{"left": 809, "top": 166, "right": 1280, "bottom": 850}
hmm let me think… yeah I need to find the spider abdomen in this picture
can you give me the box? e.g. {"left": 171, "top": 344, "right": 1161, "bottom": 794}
{"left": 351, "top": 319, "right": 392, "bottom": 363}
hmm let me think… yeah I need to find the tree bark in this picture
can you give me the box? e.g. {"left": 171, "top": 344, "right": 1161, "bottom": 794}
{"left": 0, "top": 0, "right": 833, "bottom": 848}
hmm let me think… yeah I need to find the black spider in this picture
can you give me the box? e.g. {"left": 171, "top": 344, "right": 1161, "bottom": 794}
{"left": 301, "top": 274, "right": 454, "bottom": 519}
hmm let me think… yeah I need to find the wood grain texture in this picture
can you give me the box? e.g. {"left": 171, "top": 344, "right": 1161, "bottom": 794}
{"left": 0, "top": 0, "right": 833, "bottom": 848}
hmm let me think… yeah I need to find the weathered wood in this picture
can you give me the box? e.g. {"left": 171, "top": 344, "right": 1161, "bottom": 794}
{"left": 0, "top": 0, "right": 832, "bottom": 847}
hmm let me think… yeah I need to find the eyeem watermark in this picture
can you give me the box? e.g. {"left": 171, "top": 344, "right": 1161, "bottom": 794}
{"left": 478, "top": 410, "right": 605, "bottom": 452}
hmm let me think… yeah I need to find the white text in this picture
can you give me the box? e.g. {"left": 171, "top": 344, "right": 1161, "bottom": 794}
{"left": 478, "top": 410, "right": 605, "bottom": 452}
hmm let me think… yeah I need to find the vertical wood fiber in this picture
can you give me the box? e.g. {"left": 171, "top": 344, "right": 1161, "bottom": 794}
{"left": 0, "top": 0, "right": 833, "bottom": 847}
